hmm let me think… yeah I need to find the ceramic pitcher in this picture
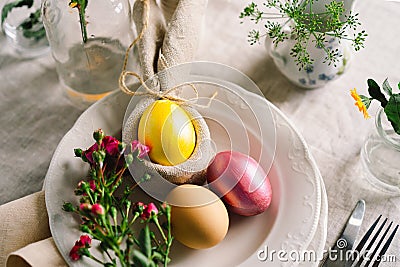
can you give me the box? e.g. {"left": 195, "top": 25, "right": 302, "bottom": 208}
{"left": 265, "top": 0, "right": 356, "bottom": 89}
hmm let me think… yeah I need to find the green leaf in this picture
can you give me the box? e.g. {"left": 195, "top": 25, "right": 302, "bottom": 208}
{"left": 367, "top": 78, "right": 380, "bottom": 91}
{"left": 132, "top": 250, "right": 153, "bottom": 267}
{"left": 1, "top": 0, "right": 33, "bottom": 26}
{"left": 360, "top": 95, "right": 372, "bottom": 109}
{"left": 382, "top": 78, "right": 393, "bottom": 96}
{"left": 21, "top": 26, "right": 46, "bottom": 41}
{"left": 62, "top": 202, "right": 75, "bottom": 212}
{"left": 2, "top": 2, "right": 46, "bottom": 42}
{"left": 384, "top": 94, "right": 400, "bottom": 135}
{"left": 15, "top": 9, "right": 46, "bottom": 42}
{"left": 78, "top": 247, "right": 91, "bottom": 257}
{"left": 139, "top": 225, "right": 151, "bottom": 258}
{"left": 240, "top": 2, "right": 257, "bottom": 19}
{"left": 367, "top": 79, "right": 388, "bottom": 107}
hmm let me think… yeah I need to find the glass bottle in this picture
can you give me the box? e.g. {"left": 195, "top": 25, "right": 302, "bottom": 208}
{"left": 41, "top": 0, "right": 137, "bottom": 108}
{"left": 361, "top": 108, "right": 400, "bottom": 195}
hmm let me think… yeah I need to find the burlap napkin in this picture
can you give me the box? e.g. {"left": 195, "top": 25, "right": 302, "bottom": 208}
{"left": 123, "top": 0, "right": 212, "bottom": 185}
{"left": 132, "top": 0, "right": 207, "bottom": 85}
{"left": 0, "top": 191, "right": 66, "bottom": 267}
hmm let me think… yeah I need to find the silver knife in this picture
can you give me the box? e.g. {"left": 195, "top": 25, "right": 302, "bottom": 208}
{"left": 321, "top": 200, "right": 365, "bottom": 267}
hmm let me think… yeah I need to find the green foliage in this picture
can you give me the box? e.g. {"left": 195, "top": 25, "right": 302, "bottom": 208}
{"left": 1, "top": 0, "right": 46, "bottom": 42}
{"left": 139, "top": 225, "right": 152, "bottom": 258}
{"left": 360, "top": 79, "right": 400, "bottom": 135}
{"left": 367, "top": 79, "right": 388, "bottom": 107}
{"left": 382, "top": 78, "right": 393, "bottom": 96}
{"left": 1, "top": 0, "right": 33, "bottom": 26}
{"left": 360, "top": 95, "right": 371, "bottom": 109}
{"left": 240, "top": 0, "right": 367, "bottom": 70}
{"left": 18, "top": 9, "right": 46, "bottom": 41}
{"left": 385, "top": 95, "right": 400, "bottom": 135}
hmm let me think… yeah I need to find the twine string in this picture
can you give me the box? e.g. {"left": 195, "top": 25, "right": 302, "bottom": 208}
{"left": 118, "top": 0, "right": 150, "bottom": 96}
{"left": 118, "top": 0, "right": 218, "bottom": 108}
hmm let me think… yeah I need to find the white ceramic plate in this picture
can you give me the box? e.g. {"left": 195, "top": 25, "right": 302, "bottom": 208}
{"left": 45, "top": 63, "right": 326, "bottom": 267}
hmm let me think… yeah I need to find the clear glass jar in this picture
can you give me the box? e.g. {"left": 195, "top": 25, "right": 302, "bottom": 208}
{"left": 2, "top": 0, "right": 49, "bottom": 57}
{"left": 361, "top": 108, "right": 400, "bottom": 195}
{"left": 41, "top": 0, "right": 137, "bottom": 108}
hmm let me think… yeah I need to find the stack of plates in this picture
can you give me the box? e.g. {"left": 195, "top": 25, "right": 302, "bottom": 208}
{"left": 44, "top": 62, "right": 327, "bottom": 266}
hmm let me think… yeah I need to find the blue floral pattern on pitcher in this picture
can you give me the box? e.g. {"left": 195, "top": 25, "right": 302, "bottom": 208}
{"left": 297, "top": 64, "right": 338, "bottom": 87}
{"left": 267, "top": 28, "right": 353, "bottom": 89}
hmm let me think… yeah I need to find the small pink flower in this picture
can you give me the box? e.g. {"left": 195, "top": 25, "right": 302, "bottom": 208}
{"left": 83, "top": 144, "right": 98, "bottom": 164}
{"left": 141, "top": 203, "right": 158, "bottom": 220}
{"left": 69, "top": 245, "right": 81, "bottom": 261}
{"left": 89, "top": 180, "right": 96, "bottom": 191}
{"left": 91, "top": 203, "right": 105, "bottom": 216}
{"left": 102, "top": 136, "right": 120, "bottom": 156}
{"left": 132, "top": 140, "right": 150, "bottom": 158}
{"left": 79, "top": 235, "right": 92, "bottom": 247}
{"left": 77, "top": 180, "right": 84, "bottom": 188}
{"left": 79, "top": 203, "right": 92, "bottom": 212}
{"left": 133, "top": 202, "right": 145, "bottom": 214}
{"left": 83, "top": 136, "right": 120, "bottom": 163}
{"left": 69, "top": 235, "right": 92, "bottom": 261}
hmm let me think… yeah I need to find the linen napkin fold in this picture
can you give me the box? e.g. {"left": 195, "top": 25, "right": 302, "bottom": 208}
{"left": 0, "top": 191, "right": 65, "bottom": 267}
{"left": 160, "top": 0, "right": 179, "bottom": 23}
{"left": 133, "top": 0, "right": 207, "bottom": 89}
{"left": 7, "top": 238, "right": 66, "bottom": 267}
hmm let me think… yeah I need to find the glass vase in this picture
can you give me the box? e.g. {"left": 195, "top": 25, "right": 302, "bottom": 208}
{"left": 41, "top": 0, "right": 137, "bottom": 108}
{"left": 361, "top": 108, "right": 400, "bottom": 195}
{"left": 2, "top": 0, "right": 49, "bottom": 57}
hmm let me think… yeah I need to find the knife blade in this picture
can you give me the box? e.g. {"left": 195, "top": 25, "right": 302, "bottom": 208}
{"left": 321, "top": 200, "right": 365, "bottom": 267}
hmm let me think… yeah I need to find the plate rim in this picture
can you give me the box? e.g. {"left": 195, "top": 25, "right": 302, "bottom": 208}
{"left": 238, "top": 90, "right": 323, "bottom": 266}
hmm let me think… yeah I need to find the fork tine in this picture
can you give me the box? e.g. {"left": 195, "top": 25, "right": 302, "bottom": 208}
{"left": 364, "top": 221, "right": 393, "bottom": 267}
{"left": 354, "top": 215, "right": 382, "bottom": 253}
{"left": 365, "top": 217, "right": 388, "bottom": 252}
{"left": 370, "top": 224, "right": 399, "bottom": 267}
{"left": 352, "top": 216, "right": 385, "bottom": 267}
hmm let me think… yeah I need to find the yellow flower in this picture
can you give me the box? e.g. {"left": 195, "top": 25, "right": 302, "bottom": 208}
{"left": 350, "top": 88, "right": 370, "bottom": 119}
{"left": 69, "top": 2, "right": 78, "bottom": 8}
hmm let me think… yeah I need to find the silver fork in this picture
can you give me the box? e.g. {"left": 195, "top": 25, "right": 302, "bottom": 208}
{"left": 350, "top": 215, "right": 398, "bottom": 267}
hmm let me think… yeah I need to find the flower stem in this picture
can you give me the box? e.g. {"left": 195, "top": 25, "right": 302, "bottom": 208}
{"left": 129, "top": 213, "right": 139, "bottom": 227}
{"left": 104, "top": 249, "right": 113, "bottom": 262}
{"left": 77, "top": 4, "right": 87, "bottom": 43}
{"left": 84, "top": 188, "right": 95, "bottom": 204}
{"left": 153, "top": 217, "right": 167, "bottom": 243}
{"left": 164, "top": 208, "right": 173, "bottom": 267}
{"left": 101, "top": 216, "right": 114, "bottom": 236}
{"left": 110, "top": 167, "right": 126, "bottom": 192}
{"left": 88, "top": 254, "right": 104, "bottom": 265}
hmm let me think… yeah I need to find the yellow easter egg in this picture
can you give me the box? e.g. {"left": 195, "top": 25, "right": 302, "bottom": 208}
{"left": 138, "top": 100, "right": 196, "bottom": 166}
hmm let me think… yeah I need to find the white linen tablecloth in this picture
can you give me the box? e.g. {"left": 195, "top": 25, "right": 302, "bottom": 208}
{"left": 1, "top": 0, "right": 400, "bottom": 266}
